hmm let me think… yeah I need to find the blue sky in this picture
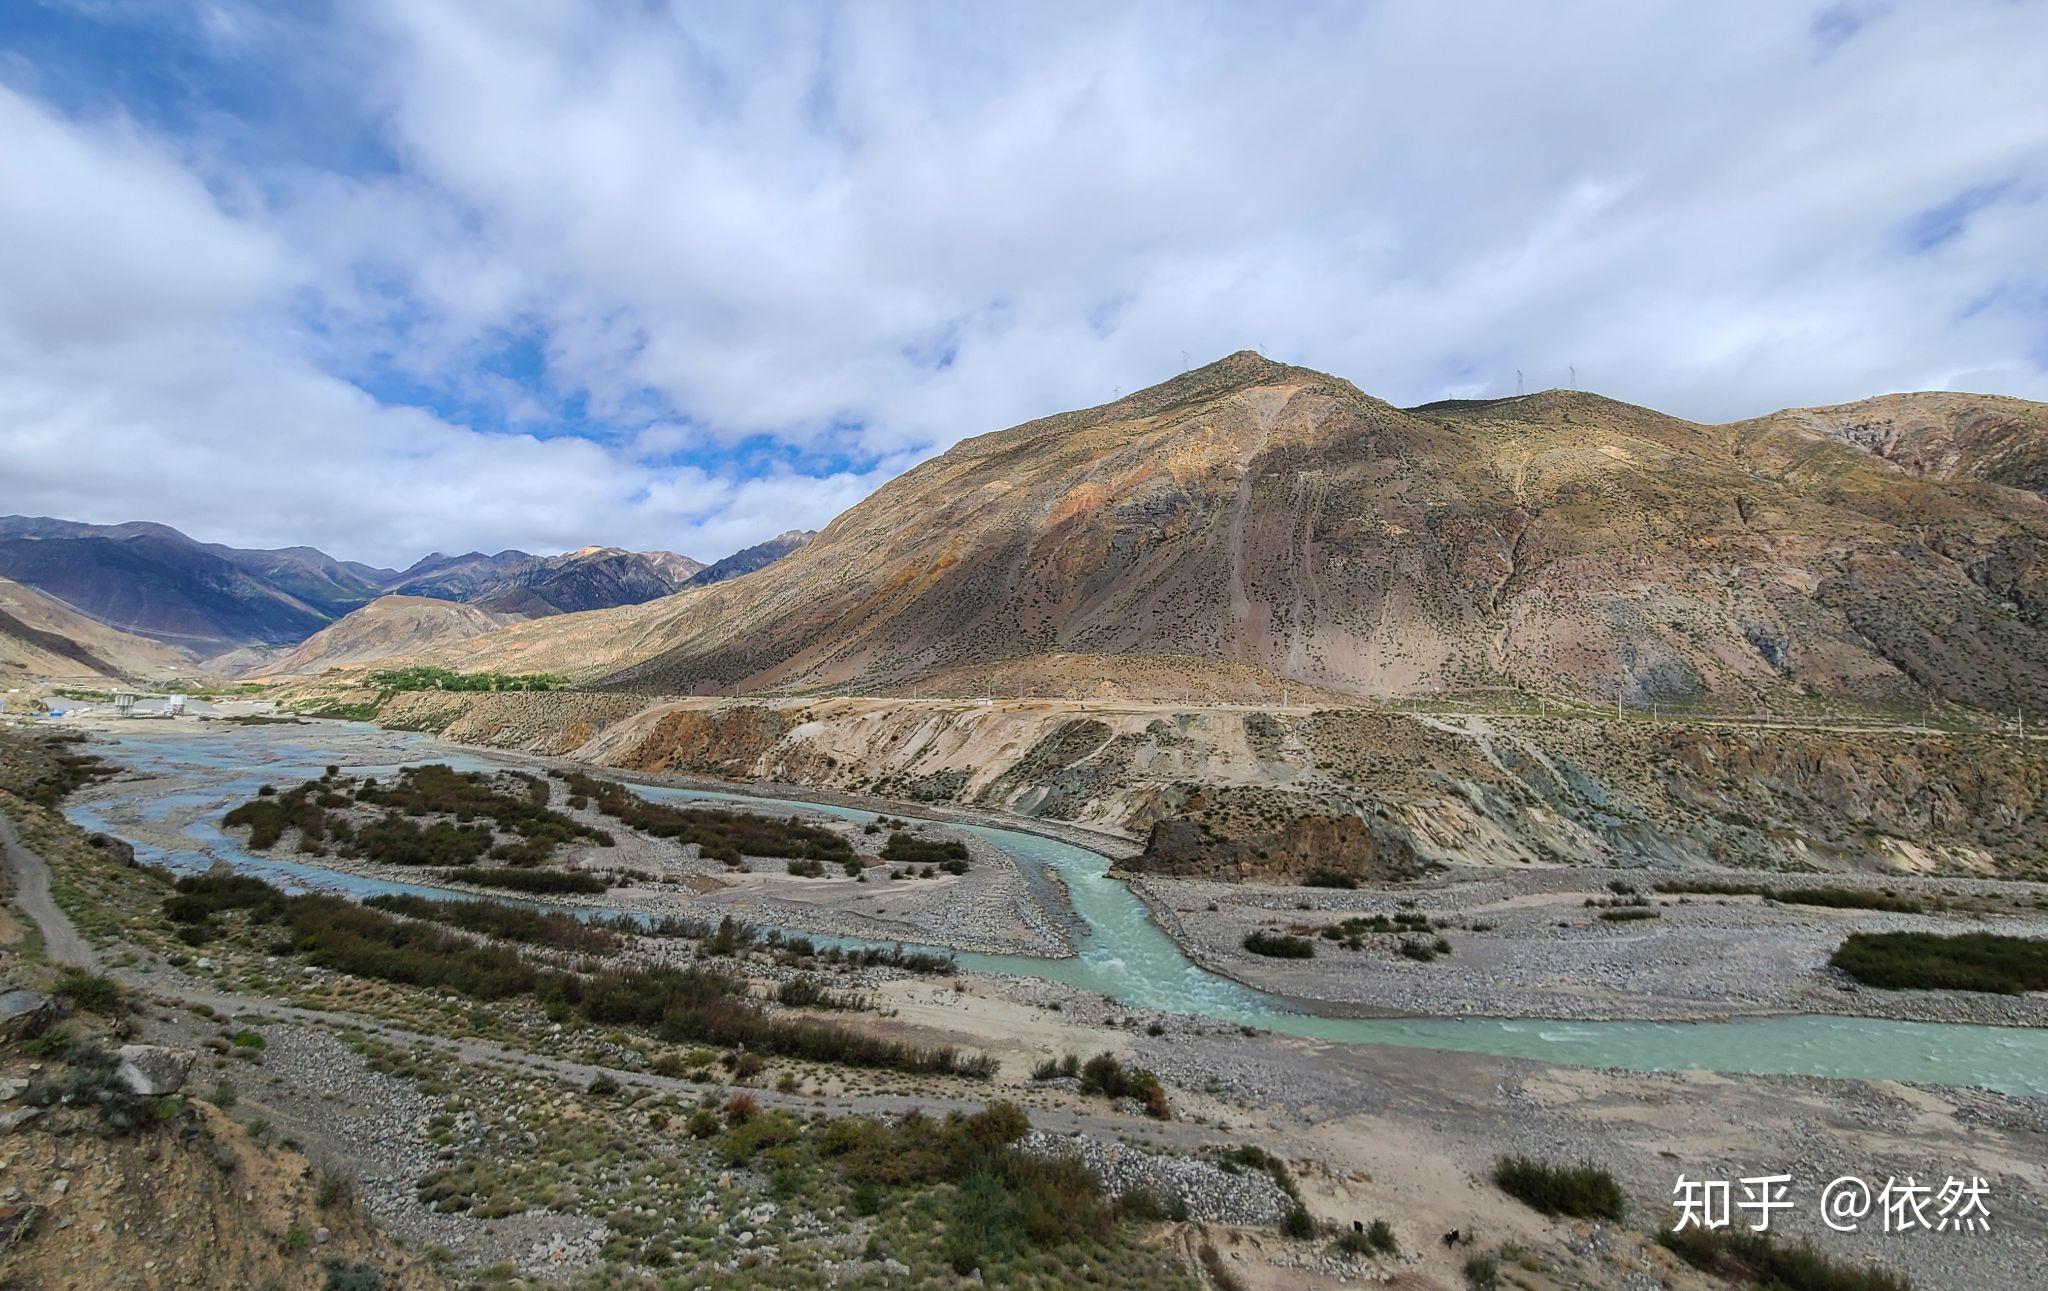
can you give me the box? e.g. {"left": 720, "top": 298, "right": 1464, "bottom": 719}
{"left": 1, "top": 1, "right": 2045, "bottom": 566}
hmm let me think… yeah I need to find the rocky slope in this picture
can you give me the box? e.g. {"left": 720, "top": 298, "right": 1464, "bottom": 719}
{"left": 1751, "top": 391, "right": 2048, "bottom": 499}
{"left": 419, "top": 352, "right": 2048, "bottom": 714}
{"left": 679, "top": 530, "right": 814, "bottom": 587}
{"left": 308, "top": 686, "right": 2048, "bottom": 879}
{"left": 0, "top": 576, "right": 195, "bottom": 682}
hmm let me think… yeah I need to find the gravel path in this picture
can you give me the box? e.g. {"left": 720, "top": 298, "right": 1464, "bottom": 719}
{"left": 0, "top": 808, "right": 93, "bottom": 968}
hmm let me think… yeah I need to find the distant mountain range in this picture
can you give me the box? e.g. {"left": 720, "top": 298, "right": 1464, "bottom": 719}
{"left": 0, "top": 515, "right": 813, "bottom": 676}
{"left": 409, "top": 352, "right": 2048, "bottom": 713}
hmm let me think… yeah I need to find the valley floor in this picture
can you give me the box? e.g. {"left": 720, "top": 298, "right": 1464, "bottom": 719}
{"left": 6, "top": 712, "right": 2048, "bottom": 1289}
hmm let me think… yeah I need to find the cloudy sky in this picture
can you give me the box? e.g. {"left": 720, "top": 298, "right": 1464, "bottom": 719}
{"left": 2, "top": 1, "right": 2045, "bottom": 568}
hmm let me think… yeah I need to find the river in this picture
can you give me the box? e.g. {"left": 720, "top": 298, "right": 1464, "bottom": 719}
{"left": 65, "top": 721, "right": 2048, "bottom": 1096}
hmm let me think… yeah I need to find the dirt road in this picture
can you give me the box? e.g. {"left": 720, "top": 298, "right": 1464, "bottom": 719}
{"left": 0, "top": 808, "right": 94, "bottom": 968}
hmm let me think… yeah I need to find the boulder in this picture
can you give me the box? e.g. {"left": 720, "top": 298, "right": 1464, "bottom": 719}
{"left": 0, "top": 1107, "right": 44, "bottom": 1133}
{"left": 87, "top": 833, "right": 137, "bottom": 866}
{"left": 0, "top": 990, "right": 58, "bottom": 1042}
{"left": 114, "top": 1045, "right": 194, "bottom": 1096}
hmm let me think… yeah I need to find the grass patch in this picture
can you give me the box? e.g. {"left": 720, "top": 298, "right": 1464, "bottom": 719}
{"left": 1492, "top": 1156, "right": 1625, "bottom": 1221}
{"left": 435, "top": 867, "right": 608, "bottom": 895}
{"left": 365, "top": 894, "right": 619, "bottom": 953}
{"left": 1658, "top": 1226, "right": 1912, "bottom": 1290}
{"left": 165, "top": 873, "right": 992, "bottom": 1078}
{"left": 556, "top": 770, "right": 854, "bottom": 866}
{"left": 1657, "top": 880, "right": 1923, "bottom": 914}
{"left": 366, "top": 665, "right": 568, "bottom": 692}
{"left": 1299, "top": 869, "right": 1358, "bottom": 890}
{"left": 1829, "top": 931, "right": 2048, "bottom": 994}
{"left": 880, "top": 832, "right": 971, "bottom": 873}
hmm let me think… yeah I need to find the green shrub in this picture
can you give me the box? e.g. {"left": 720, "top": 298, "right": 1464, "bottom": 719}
{"left": 1657, "top": 1225, "right": 1912, "bottom": 1290}
{"left": 1830, "top": 931, "right": 2048, "bottom": 994}
{"left": 1598, "top": 907, "right": 1660, "bottom": 922}
{"left": 1300, "top": 869, "right": 1358, "bottom": 889}
{"left": 1281, "top": 1203, "right": 1317, "bottom": 1239}
{"left": 54, "top": 969, "right": 122, "bottom": 1014}
{"left": 365, "top": 894, "right": 617, "bottom": 953}
{"left": 437, "top": 867, "right": 608, "bottom": 895}
{"left": 1243, "top": 930, "right": 1315, "bottom": 959}
{"left": 1492, "top": 1156, "right": 1625, "bottom": 1221}
{"left": 322, "top": 1261, "right": 385, "bottom": 1291}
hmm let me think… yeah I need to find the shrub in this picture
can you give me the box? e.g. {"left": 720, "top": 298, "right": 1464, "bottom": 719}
{"left": 365, "top": 894, "right": 618, "bottom": 953}
{"left": 317, "top": 1167, "right": 356, "bottom": 1209}
{"left": 1300, "top": 869, "right": 1358, "bottom": 889}
{"left": 586, "top": 1073, "right": 620, "bottom": 1096}
{"left": 1464, "top": 1252, "right": 1499, "bottom": 1289}
{"left": 1281, "top": 1203, "right": 1317, "bottom": 1239}
{"left": 438, "top": 867, "right": 608, "bottom": 895}
{"left": 1365, "top": 1218, "right": 1397, "bottom": 1254}
{"left": 1492, "top": 1156, "right": 1625, "bottom": 1221}
{"left": 1830, "top": 931, "right": 2048, "bottom": 994}
{"left": 322, "top": 1261, "right": 385, "bottom": 1291}
{"left": 880, "top": 832, "right": 970, "bottom": 868}
{"left": 1599, "top": 907, "right": 1660, "bottom": 922}
{"left": 54, "top": 969, "right": 122, "bottom": 1014}
{"left": 723, "top": 1092, "right": 759, "bottom": 1126}
{"left": 1657, "top": 1225, "right": 1912, "bottom": 1291}
{"left": 1243, "top": 930, "right": 1316, "bottom": 959}
{"left": 557, "top": 770, "right": 855, "bottom": 864}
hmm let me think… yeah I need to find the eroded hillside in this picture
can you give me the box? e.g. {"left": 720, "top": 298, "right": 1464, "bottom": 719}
{"left": 316, "top": 686, "right": 2048, "bottom": 880}
{"left": 411, "top": 353, "right": 2048, "bottom": 714}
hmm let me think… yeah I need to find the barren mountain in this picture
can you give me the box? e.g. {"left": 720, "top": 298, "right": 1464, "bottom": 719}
{"left": 383, "top": 549, "right": 534, "bottom": 600}
{"left": 680, "top": 530, "right": 815, "bottom": 587}
{"left": 0, "top": 575, "right": 195, "bottom": 681}
{"left": 421, "top": 352, "right": 2048, "bottom": 713}
{"left": 468, "top": 546, "right": 708, "bottom": 615}
{"left": 254, "top": 595, "right": 519, "bottom": 677}
{"left": 0, "top": 519, "right": 359, "bottom": 650}
{"left": 1751, "top": 391, "right": 2048, "bottom": 499}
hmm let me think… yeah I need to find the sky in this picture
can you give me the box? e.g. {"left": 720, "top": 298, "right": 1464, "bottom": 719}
{"left": 1, "top": 1, "right": 2046, "bottom": 568}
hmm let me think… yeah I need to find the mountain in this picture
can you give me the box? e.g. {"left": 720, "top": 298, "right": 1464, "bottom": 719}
{"left": 418, "top": 352, "right": 2048, "bottom": 712}
{"left": 387, "top": 546, "right": 708, "bottom": 615}
{"left": 0, "top": 517, "right": 736, "bottom": 671}
{"left": 469, "top": 547, "right": 709, "bottom": 615}
{"left": 1747, "top": 392, "right": 2048, "bottom": 500}
{"left": 0, "top": 575, "right": 196, "bottom": 681}
{"left": 255, "top": 595, "right": 518, "bottom": 677}
{"left": 0, "top": 518, "right": 367, "bottom": 651}
{"left": 383, "top": 550, "right": 536, "bottom": 600}
{"left": 246, "top": 548, "right": 724, "bottom": 675}
{"left": 681, "top": 531, "right": 815, "bottom": 588}
{"left": 0, "top": 517, "right": 393, "bottom": 622}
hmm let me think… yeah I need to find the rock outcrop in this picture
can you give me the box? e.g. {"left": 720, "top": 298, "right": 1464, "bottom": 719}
{"left": 113, "top": 1044, "right": 194, "bottom": 1096}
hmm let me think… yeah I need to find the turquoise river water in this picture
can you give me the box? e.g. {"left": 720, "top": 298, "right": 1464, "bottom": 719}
{"left": 61, "top": 723, "right": 2048, "bottom": 1097}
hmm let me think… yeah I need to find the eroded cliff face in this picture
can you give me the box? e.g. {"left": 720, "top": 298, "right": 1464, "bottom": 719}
{"left": 299, "top": 686, "right": 2048, "bottom": 881}
{"left": 1125, "top": 813, "right": 1428, "bottom": 882}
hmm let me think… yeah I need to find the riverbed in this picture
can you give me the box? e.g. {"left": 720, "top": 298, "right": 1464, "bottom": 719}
{"left": 64, "top": 718, "right": 2048, "bottom": 1097}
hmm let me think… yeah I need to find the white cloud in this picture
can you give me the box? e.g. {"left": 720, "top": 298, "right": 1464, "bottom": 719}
{"left": 2, "top": 1, "right": 2046, "bottom": 566}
